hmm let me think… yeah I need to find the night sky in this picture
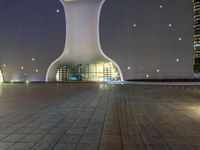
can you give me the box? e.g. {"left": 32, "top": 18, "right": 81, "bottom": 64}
{"left": 0, "top": 0, "right": 194, "bottom": 81}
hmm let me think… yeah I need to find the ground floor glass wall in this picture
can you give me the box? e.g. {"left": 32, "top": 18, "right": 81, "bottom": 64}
{"left": 56, "top": 62, "right": 120, "bottom": 82}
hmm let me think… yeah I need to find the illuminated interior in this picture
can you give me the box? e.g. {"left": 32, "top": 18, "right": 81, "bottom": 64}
{"left": 56, "top": 62, "right": 120, "bottom": 82}
{"left": 0, "top": 69, "right": 3, "bottom": 83}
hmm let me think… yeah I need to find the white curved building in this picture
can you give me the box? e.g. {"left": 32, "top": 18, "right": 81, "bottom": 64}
{"left": 46, "top": 0, "right": 123, "bottom": 82}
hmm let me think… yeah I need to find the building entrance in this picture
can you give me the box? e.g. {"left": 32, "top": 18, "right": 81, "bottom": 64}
{"left": 56, "top": 62, "right": 120, "bottom": 82}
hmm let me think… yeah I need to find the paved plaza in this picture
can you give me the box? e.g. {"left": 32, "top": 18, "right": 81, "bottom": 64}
{"left": 0, "top": 83, "right": 200, "bottom": 150}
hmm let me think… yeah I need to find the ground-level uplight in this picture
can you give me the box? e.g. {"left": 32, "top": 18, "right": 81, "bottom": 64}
{"left": 0, "top": 69, "right": 3, "bottom": 83}
{"left": 26, "top": 80, "right": 30, "bottom": 85}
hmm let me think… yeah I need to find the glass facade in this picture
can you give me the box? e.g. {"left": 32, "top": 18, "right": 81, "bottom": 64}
{"left": 194, "top": 0, "right": 200, "bottom": 55}
{"left": 194, "top": 0, "right": 200, "bottom": 76}
{"left": 56, "top": 62, "right": 120, "bottom": 82}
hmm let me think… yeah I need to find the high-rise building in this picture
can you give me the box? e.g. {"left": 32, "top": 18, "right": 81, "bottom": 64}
{"left": 193, "top": 0, "right": 200, "bottom": 76}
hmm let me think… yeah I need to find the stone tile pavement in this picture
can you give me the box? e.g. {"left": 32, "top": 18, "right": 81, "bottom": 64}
{"left": 0, "top": 83, "right": 199, "bottom": 150}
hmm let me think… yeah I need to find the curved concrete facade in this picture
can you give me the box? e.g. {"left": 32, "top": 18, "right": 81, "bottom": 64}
{"left": 45, "top": 0, "right": 123, "bottom": 81}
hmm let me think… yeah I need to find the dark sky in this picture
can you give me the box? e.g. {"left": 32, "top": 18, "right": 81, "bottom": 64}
{"left": 0, "top": 0, "right": 194, "bottom": 81}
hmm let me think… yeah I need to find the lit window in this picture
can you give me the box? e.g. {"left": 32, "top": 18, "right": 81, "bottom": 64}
{"left": 195, "top": 44, "right": 200, "bottom": 47}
